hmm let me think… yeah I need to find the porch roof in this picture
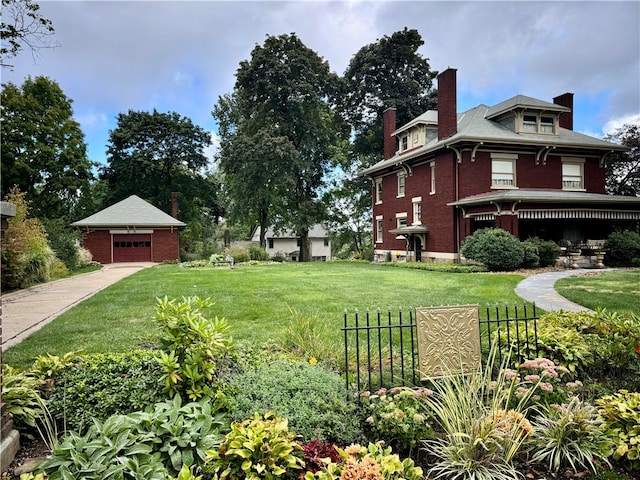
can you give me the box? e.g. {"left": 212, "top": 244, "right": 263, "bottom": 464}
{"left": 448, "top": 189, "right": 640, "bottom": 208}
{"left": 389, "top": 225, "right": 429, "bottom": 235}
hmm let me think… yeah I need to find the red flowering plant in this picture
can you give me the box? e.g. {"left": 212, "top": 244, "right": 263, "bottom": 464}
{"left": 298, "top": 440, "right": 341, "bottom": 476}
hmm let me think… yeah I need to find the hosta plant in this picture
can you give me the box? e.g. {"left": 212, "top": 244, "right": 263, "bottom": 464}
{"left": 530, "top": 396, "right": 614, "bottom": 474}
{"left": 205, "top": 411, "right": 304, "bottom": 480}
{"left": 1, "top": 364, "right": 46, "bottom": 431}
{"left": 596, "top": 390, "right": 640, "bottom": 471}
{"left": 40, "top": 395, "right": 228, "bottom": 478}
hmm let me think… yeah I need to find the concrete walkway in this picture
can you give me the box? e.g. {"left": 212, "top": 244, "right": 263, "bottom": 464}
{"left": 1, "top": 263, "right": 155, "bottom": 350}
{"left": 514, "top": 268, "right": 611, "bottom": 312}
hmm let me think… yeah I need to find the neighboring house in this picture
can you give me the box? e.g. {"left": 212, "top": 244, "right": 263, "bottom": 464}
{"left": 362, "top": 68, "right": 640, "bottom": 263}
{"left": 71, "top": 194, "right": 186, "bottom": 263}
{"left": 251, "top": 225, "right": 331, "bottom": 261}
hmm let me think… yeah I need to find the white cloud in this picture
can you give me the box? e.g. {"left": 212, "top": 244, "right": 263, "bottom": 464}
{"left": 602, "top": 113, "right": 640, "bottom": 137}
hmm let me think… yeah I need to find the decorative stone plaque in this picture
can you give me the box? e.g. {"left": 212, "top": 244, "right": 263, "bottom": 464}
{"left": 416, "top": 305, "right": 481, "bottom": 379}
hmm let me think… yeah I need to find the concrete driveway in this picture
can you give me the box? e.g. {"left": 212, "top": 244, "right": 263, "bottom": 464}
{"left": 1, "top": 263, "right": 155, "bottom": 350}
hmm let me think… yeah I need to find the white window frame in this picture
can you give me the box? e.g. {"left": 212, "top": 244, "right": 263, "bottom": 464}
{"left": 401, "top": 135, "right": 408, "bottom": 151}
{"left": 562, "top": 157, "right": 585, "bottom": 190}
{"left": 375, "top": 178, "right": 383, "bottom": 204}
{"left": 520, "top": 112, "right": 557, "bottom": 134}
{"left": 375, "top": 215, "right": 383, "bottom": 243}
{"left": 397, "top": 173, "right": 406, "bottom": 198}
{"left": 491, "top": 153, "right": 518, "bottom": 189}
{"left": 429, "top": 161, "right": 436, "bottom": 194}
{"left": 412, "top": 197, "right": 422, "bottom": 225}
{"left": 396, "top": 212, "right": 408, "bottom": 229}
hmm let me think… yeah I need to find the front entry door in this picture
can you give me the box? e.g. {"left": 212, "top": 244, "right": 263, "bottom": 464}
{"left": 414, "top": 236, "right": 422, "bottom": 262}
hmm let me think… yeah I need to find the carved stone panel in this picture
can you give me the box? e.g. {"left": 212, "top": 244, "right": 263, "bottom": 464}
{"left": 416, "top": 305, "right": 481, "bottom": 379}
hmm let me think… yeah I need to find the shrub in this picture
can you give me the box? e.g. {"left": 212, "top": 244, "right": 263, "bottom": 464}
{"left": 41, "top": 395, "right": 228, "bottom": 479}
{"left": 205, "top": 411, "right": 304, "bottom": 480}
{"left": 155, "top": 296, "right": 234, "bottom": 400}
{"left": 605, "top": 230, "right": 640, "bottom": 267}
{"left": 596, "top": 390, "right": 640, "bottom": 472}
{"left": 223, "top": 245, "right": 250, "bottom": 263}
{"left": 248, "top": 244, "right": 269, "bottom": 261}
{"left": 520, "top": 239, "right": 540, "bottom": 268}
{"left": 42, "top": 218, "right": 82, "bottom": 270}
{"left": 47, "top": 350, "right": 165, "bottom": 433}
{"left": 305, "top": 441, "right": 423, "bottom": 480}
{"left": 359, "top": 387, "right": 435, "bottom": 454}
{"left": 1, "top": 188, "right": 56, "bottom": 290}
{"left": 528, "top": 237, "right": 561, "bottom": 267}
{"left": 225, "top": 360, "right": 362, "bottom": 444}
{"left": 461, "top": 228, "right": 524, "bottom": 271}
{"left": 530, "top": 396, "right": 614, "bottom": 474}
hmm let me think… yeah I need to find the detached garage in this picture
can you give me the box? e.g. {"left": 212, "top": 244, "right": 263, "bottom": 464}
{"left": 71, "top": 195, "right": 186, "bottom": 264}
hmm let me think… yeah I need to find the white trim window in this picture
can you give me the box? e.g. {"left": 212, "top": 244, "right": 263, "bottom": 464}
{"left": 491, "top": 153, "right": 517, "bottom": 188}
{"left": 397, "top": 173, "right": 406, "bottom": 197}
{"left": 376, "top": 216, "right": 384, "bottom": 243}
{"left": 396, "top": 213, "right": 408, "bottom": 229}
{"left": 562, "top": 158, "right": 585, "bottom": 190}
{"left": 520, "top": 113, "right": 557, "bottom": 134}
{"left": 401, "top": 135, "right": 408, "bottom": 151}
{"left": 375, "top": 179, "right": 383, "bottom": 204}
{"left": 429, "top": 161, "right": 436, "bottom": 194}
{"left": 412, "top": 197, "right": 422, "bottom": 225}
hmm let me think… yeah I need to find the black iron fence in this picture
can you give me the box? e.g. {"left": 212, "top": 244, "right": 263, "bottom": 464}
{"left": 342, "top": 303, "right": 539, "bottom": 393}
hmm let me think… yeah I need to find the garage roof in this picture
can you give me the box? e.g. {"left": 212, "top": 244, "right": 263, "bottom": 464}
{"left": 71, "top": 195, "right": 186, "bottom": 228}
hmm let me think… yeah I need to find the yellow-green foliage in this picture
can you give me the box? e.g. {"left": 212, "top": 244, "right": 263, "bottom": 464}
{"left": 205, "top": 412, "right": 304, "bottom": 480}
{"left": 596, "top": 390, "right": 640, "bottom": 471}
{"left": 1, "top": 188, "right": 55, "bottom": 289}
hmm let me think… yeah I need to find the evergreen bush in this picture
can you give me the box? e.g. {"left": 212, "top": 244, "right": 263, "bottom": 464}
{"left": 529, "top": 237, "right": 562, "bottom": 267}
{"left": 225, "top": 360, "right": 362, "bottom": 444}
{"left": 604, "top": 230, "right": 640, "bottom": 267}
{"left": 461, "top": 228, "right": 524, "bottom": 271}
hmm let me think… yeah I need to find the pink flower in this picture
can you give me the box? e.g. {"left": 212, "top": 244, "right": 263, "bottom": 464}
{"left": 390, "top": 387, "right": 402, "bottom": 395}
{"left": 376, "top": 387, "right": 387, "bottom": 396}
{"left": 360, "top": 391, "right": 371, "bottom": 398}
{"left": 524, "top": 374, "right": 540, "bottom": 382}
{"left": 540, "top": 382, "right": 554, "bottom": 393}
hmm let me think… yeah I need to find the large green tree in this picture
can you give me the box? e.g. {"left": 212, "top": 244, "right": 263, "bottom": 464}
{"left": 605, "top": 123, "right": 640, "bottom": 196}
{"left": 1, "top": 76, "right": 94, "bottom": 220}
{"left": 1, "top": 0, "right": 57, "bottom": 68}
{"left": 213, "top": 33, "right": 346, "bottom": 260}
{"left": 101, "top": 109, "right": 221, "bottom": 224}
{"left": 325, "top": 28, "right": 437, "bottom": 257}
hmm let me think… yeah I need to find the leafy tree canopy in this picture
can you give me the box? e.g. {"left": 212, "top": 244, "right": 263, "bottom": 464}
{"left": 341, "top": 27, "right": 437, "bottom": 159}
{"left": 1, "top": 76, "right": 94, "bottom": 220}
{"left": 605, "top": 123, "right": 640, "bottom": 196}
{"left": 1, "top": 0, "right": 57, "bottom": 68}
{"left": 214, "top": 33, "right": 347, "bottom": 259}
{"left": 101, "top": 109, "right": 221, "bottom": 225}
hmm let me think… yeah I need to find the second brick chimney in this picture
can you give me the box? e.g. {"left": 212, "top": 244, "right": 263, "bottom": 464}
{"left": 171, "top": 192, "right": 179, "bottom": 219}
{"left": 553, "top": 92, "right": 574, "bottom": 130}
{"left": 383, "top": 107, "right": 397, "bottom": 160}
{"left": 437, "top": 68, "right": 458, "bottom": 140}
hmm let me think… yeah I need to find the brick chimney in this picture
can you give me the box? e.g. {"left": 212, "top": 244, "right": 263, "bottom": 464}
{"left": 437, "top": 68, "right": 458, "bottom": 140}
{"left": 553, "top": 92, "right": 574, "bottom": 130}
{"left": 383, "top": 107, "right": 397, "bottom": 160}
{"left": 171, "top": 192, "right": 179, "bottom": 219}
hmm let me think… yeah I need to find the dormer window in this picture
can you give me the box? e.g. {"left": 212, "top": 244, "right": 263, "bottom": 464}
{"left": 401, "top": 135, "right": 408, "bottom": 151}
{"left": 519, "top": 112, "right": 557, "bottom": 134}
{"left": 523, "top": 115, "right": 537, "bottom": 132}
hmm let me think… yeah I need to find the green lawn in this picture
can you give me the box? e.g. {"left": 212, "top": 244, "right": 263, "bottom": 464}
{"left": 3, "top": 262, "right": 530, "bottom": 369}
{"left": 555, "top": 268, "right": 640, "bottom": 314}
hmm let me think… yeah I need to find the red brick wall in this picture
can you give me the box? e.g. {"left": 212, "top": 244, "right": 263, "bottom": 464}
{"left": 83, "top": 230, "right": 112, "bottom": 264}
{"left": 437, "top": 69, "right": 457, "bottom": 140}
{"left": 383, "top": 108, "right": 397, "bottom": 160}
{"left": 81, "top": 229, "right": 181, "bottom": 263}
{"left": 152, "top": 229, "right": 180, "bottom": 262}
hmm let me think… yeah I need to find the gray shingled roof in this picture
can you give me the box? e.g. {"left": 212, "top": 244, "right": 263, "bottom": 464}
{"left": 448, "top": 189, "right": 640, "bottom": 207}
{"left": 71, "top": 195, "right": 186, "bottom": 227}
{"left": 485, "top": 94, "right": 570, "bottom": 118}
{"left": 361, "top": 96, "right": 627, "bottom": 177}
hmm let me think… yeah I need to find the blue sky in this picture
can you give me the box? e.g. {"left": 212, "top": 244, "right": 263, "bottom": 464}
{"left": 3, "top": 1, "right": 639, "bottom": 169}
